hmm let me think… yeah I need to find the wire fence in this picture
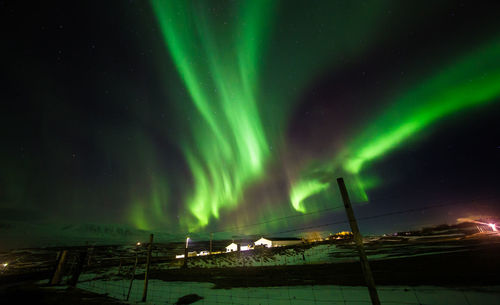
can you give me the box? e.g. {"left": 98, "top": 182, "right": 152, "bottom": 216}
{"left": 42, "top": 192, "right": 500, "bottom": 304}
{"left": 74, "top": 273, "right": 500, "bottom": 305}
{"left": 64, "top": 230, "right": 500, "bottom": 305}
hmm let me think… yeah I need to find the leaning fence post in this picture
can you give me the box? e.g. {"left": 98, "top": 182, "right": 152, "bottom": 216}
{"left": 337, "top": 177, "right": 381, "bottom": 305}
{"left": 142, "top": 233, "right": 154, "bottom": 302}
{"left": 126, "top": 252, "right": 139, "bottom": 301}
{"left": 68, "top": 249, "right": 88, "bottom": 287}
{"left": 50, "top": 250, "right": 68, "bottom": 285}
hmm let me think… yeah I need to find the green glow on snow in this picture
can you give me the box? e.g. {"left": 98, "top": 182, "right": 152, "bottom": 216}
{"left": 291, "top": 37, "right": 500, "bottom": 212}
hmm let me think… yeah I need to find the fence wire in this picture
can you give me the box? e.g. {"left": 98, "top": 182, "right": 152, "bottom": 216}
{"left": 74, "top": 269, "right": 500, "bottom": 305}
{"left": 45, "top": 192, "right": 500, "bottom": 304}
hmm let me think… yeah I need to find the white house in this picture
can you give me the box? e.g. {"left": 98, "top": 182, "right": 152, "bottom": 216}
{"left": 254, "top": 237, "right": 272, "bottom": 248}
{"left": 240, "top": 245, "right": 251, "bottom": 251}
{"left": 254, "top": 237, "right": 302, "bottom": 248}
{"left": 225, "top": 242, "right": 238, "bottom": 252}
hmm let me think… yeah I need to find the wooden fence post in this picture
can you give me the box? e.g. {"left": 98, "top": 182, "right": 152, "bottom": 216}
{"left": 337, "top": 177, "right": 381, "bottom": 305}
{"left": 142, "top": 233, "right": 154, "bottom": 302}
{"left": 183, "top": 237, "right": 189, "bottom": 269}
{"left": 50, "top": 250, "right": 68, "bottom": 285}
{"left": 68, "top": 249, "right": 88, "bottom": 287}
{"left": 126, "top": 252, "right": 139, "bottom": 301}
{"left": 210, "top": 232, "right": 213, "bottom": 254}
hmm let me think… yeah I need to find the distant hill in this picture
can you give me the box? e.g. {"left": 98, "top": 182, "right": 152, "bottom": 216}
{"left": 0, "top": 221, "right": 183, "bottom": 250}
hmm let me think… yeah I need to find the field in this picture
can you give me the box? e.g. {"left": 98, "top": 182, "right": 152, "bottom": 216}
{"left": 1, "top": 223, "right": 500, "bottom": 304}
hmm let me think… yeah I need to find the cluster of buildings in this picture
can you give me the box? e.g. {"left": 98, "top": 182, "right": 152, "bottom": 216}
{"left": 175, "top": 232, "right": 354, "bottom": 259}
{"left": 175, "top": 237, "right": 303, "bottom": 259}
{"left": 224, "top": 237, "right": 303, "bottom": 252}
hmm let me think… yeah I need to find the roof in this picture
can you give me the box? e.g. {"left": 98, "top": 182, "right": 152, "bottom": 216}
{"left": 260, "top": 237, "right": 301, "bottom": 241}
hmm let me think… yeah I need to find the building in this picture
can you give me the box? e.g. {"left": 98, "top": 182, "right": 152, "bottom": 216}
{"left": 225, "top": 241, "right": 254, "bottom": 252}
{"left": 254, "top": 237, "right": 272, "bottom": 248}
{"left": 327, "top": 231, "right": 353, "bottom": 240}
{"left": 254, "top": 237, "right": 302, "bottom": 248}
{"left": 225, "top": 242, "right": 238, "bottom": 252}
{"left": 240, "top": 245, "right": 252, "bottom": 251}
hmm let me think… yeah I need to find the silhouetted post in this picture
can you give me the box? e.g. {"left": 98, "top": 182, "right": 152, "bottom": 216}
{"left": 87, "top": 246, "right": 94, "bottom": 266}
{"left": 182, "top": 236, "right": 190, "bottom": 268}
{"left": 142, "top": 234, "right": 154, "bottom": 302}
{"left": 337, "top": 177, "right": 381, "bottom": 305}
{"left": 68, "top": 249, "right": 88, "bottom": 287}
{"left": 126, "top": 252, "right": 139, "bottom": 301}
{"left": 117, "top": 258, "right": 122, "bottom": 275}
{"left": 50, "top": 250, "right": 68, "bottom": 285}
{"left": 210, "top": 232, "right": 213, "bottom": 254}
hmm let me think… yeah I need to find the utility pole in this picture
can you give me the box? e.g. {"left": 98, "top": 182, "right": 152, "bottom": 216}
{"left": 337, "top": 177, "right": 381, "bottom": 305}
{"left": 210, "top": 232, "right": 213, "bottom": 254}
{"left": 142, "top": 234, "right": 154, "bottom": 302}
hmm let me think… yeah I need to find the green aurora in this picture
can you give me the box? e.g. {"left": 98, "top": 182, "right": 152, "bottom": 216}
{"left": 151, "top": 0, "right": 275, "bottom": 230}
{"left": 150, "top": 0, "right": 390, "bottom": 231}
{"left": 290, "top": 37, "right": 500, "bottom": 212}
{"left": 4, "top": 0, "right": 500, "bottom": 249}
{"left": 146, "top": 0, "right": 500, "bottom": 231}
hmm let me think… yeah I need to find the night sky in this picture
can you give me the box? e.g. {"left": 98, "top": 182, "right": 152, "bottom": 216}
{"left": 1, "top": 1, "right": 500, "bottom": 238}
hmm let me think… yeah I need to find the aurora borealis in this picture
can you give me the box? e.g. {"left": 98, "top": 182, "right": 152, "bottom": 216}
{"left": 290, "top": 37, "right": 500, "bottom": 212}
{"left": 2, "top": 1, "right": 500, "bottom": 240}
{"left": 151, "top": 0, "right": 275, "bottom": 230}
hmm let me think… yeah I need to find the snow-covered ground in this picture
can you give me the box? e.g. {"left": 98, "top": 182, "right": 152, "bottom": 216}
{"left": 76, "top": 276, "right": 500, "bottom": 305}
{"left": 184, "top": 235, "right": 479, "bottom": 268}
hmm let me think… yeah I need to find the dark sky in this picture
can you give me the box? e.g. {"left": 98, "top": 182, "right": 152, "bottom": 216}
{"left": 1, "top": 0, "right": 499, "bottom": 237}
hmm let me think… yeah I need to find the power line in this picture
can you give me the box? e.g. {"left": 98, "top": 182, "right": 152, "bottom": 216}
{"left": 211, "top": 206, "right": 345, "bottom": 234}
{"left": 205, "top": 193, "right": 499, "bottom": 236}
{"left": 266, "top": 195, "right": 500, "bottom": 236}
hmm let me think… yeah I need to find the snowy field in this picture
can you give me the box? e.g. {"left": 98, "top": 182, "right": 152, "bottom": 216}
{"left": 76, "top": 277, "right": 500, "bottom": 305}
{"left": 183, "top": 234, "right": 494, "bottom": 269}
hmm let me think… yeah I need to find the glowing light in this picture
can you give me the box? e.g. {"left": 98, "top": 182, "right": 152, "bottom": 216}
{"left": 136, "top": 242, "right": 141, "bottom": 246}
{"left": 186, "top": 237, "right": 190, "bottom": 249}
{"left": 2, "top": 263, "right": 7, "bottom": 267}
{"left": 488, "top": 223, "right": 498, "bottom": 232}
